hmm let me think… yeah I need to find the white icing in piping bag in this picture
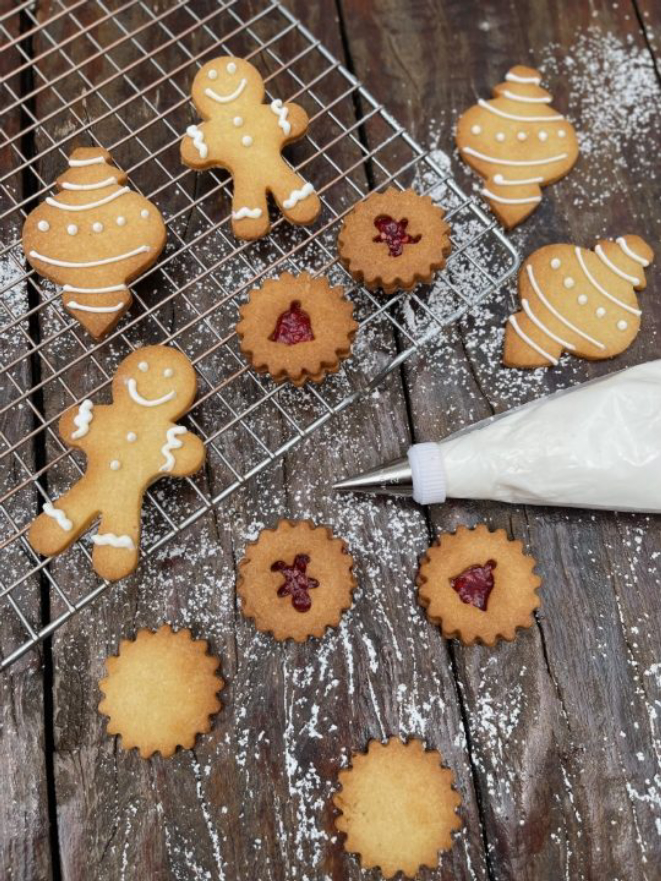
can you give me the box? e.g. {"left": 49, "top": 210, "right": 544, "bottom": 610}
{"left": 334, "top": 360, "right": 661, "bottom": 513}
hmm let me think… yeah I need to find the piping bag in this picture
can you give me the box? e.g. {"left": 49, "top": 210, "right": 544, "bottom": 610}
{"left": 334, "top": 359, "right": 661, "bottom": 513}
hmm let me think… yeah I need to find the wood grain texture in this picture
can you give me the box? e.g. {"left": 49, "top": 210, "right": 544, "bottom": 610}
{"left": 1, "top": 0, "right": 659, "bottom": 880}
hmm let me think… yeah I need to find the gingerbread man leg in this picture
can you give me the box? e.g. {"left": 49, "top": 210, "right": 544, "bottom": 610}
{"left": 29, "top": 477, "right": 100, "bottom": 559}
{"left": 91, "top": 501, "right": 142, "bottom": 582}
{"left": 231, "top": 177, "right": 270, "bottom": 241}
{"left": 269, "top": 160, "right": 321, "bottom": 228}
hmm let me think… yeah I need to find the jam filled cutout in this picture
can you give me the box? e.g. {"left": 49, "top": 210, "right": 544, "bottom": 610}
{"left": 451, "top": 559, "right": 497, "bottom": 611}
{"left": 373, "top": 215, "right": 422, "bottom": 257}
{"left": 271, "top": 553, "right": 319, "bottom": 612}
{"left": 269, "top": 300, "right": 315, "bottom": 345}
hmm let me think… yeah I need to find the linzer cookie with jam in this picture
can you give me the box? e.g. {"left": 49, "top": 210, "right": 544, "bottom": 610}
{"left": 237, "top": 519, "right": 356, "bottom": 641}
{"left": 236, "top": 271, "right": 357, "bottom": 386}
{"left": 338, "top": 188, "right": 451, "bottom": 295}
{"left": 417, "top": 524, "right": 541, "bottom": 645}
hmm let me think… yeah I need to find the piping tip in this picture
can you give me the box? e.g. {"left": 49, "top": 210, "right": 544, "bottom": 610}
{"left": 333, "top": 456, "right": 414, "bottom": 497}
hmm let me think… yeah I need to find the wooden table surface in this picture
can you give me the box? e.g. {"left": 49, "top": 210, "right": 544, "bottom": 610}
{"left": 1, "top": 1, "right": 660, "bottom": 879}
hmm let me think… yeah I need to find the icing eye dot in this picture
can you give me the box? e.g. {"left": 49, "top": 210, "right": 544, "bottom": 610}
{"left": 92, "top": 221, "right": 103, "bottom": 233}
{"left": 596, "top": 307, "right": 606, "bottom": 318}
{"left": 138, "top": 361, "right": 149, "bottom": 372}
{"left": 577, "top": 294, "right": 588, "bottom": 305}
{"left": 550, "top": 258, "right": 561, "bottom": 269}
{"left": 67, "top": 223, "right": 78, "bottom": 235}
{"left": 38, "top": 220, "right": 50, "bottom": 232}
{"left": 207, "top": 69, "right": 218, "bottom": 80}
{"left": 110, "top": 459, "right": 121, "bottom": 471}
{"left": 140, "top": 209, "right": 149, "bottom": 219}
{"left": 495, "top": 132, "right": 506, "bottom": 142}
{"left": 233, "top": 116, "right": 243, "bottom": 127}
{"left": 226, "top": 61, "right": 237, "bottom": 74}
{"left": 126, "top": 432, "right": 137, "bottom": 442}
{"left": 242, "top": 135, "right": 253, "bottom": 147}
{"left": 517, "top": 131, "right": 527, "bottom": 141}
{"left": 163, "top": 368, "right": 174, "bottom": 378}
{"left": 563, "top": 277, "right": 575, "bottom": 289}
{"left": 558, "top": 129, "right": 567, "bottom": 138}
{"left": 471, "top": 124, "right": 482, "bottom": 135}
{"left": 617, "top": 319, "right": 628, "bottom": 331}
{"left": 538, "top": 131, "right": 548, "bottom": 142}
{"left": 116, "top": 216, "right": 126, "bottom": 226}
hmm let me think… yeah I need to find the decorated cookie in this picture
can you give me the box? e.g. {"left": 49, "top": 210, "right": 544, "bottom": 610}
{"left": 456, "top": 65, "right": 579, "bottom": 228}
{"left": 417, "top": 524, "right": 541, "bottom": 645}
{"left": 504, "top": 236, "right": 654, "bottom": 368}
{"left": 98, "top": 625, "right": 223, "bottom": 758}
{"left": 180, "top": 56, "right": 321, "bottom": 240}
{"left": 338, "top": 188, "right": 451, "bottom": 294}
{"left": 236, "top": 271, "right": 358, "bottom": 386}
{"left": 28, "top": 346, "right": 205, "bottom": 581}
{"left": 22, "top": 147, "right": 166, "bottom": 339}
{"left": 333, "top": 737, "right": 462, "bottom": 878}
{"left": 237, "top": 519, "right": 356, "bottom": 641}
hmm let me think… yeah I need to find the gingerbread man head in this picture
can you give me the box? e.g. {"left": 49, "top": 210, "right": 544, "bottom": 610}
{"left": 191, "top": 56, "right": 265, "bottom": 119}
{"left": 112, "top": 346, "right": 198, "bottom": 421}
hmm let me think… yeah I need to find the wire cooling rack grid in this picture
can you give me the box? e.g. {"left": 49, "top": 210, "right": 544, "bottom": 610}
{"left": 0, "top": 0, "right": 519, "bottom": 669}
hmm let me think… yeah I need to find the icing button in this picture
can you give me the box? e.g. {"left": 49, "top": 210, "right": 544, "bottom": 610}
{"left": 140, "top": 209, "right": 149, "bottom": 219}
{"left": 242, "top": 135, "right": 253, "bottom": 147}
{"left": 110, "top": 459, "right": 121, "bottom": 471}
{"left": 617, "top": 320, "right": 628, "bottom": 331}
{"left": 563, "top": 277, "right": 575, "bottom": 289}
{"left": 577, "top": 294, "right": 588, "bottom": 305}
{"left": 596, "top": 307, "right": 606, "bottom": 318}
{"left": 38, "top": 220, "right": 50, "bottom": 231}
{"left": 126, "top": 432, "right": 137, "bottom": 442}
{"left": 550, "top": 258, "right": 561, "bottom": 269}
{"left": 471, "top": 124, "right": 481, "bottom": 135}
{"left": 116, "top": 216, "right": 126, "bottom": 226}
{"left": 233, "top": 116, "right": 243, "bottom": 127}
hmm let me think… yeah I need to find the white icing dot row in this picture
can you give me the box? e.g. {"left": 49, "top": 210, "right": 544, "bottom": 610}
{"left": 39, "top": 212, "right": 147, "bottom": 234}
{"left": 576, "top": 296, "right": 628, "bottom": 329}
{"left": 473, "top": 129, "right": 567, "bottom": 142}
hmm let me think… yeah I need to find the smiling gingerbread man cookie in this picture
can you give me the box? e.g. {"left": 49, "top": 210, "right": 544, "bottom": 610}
{"left": 181, "top": 56, "right": 321, "bottom": 240}
{"left": 28, "top": 346, "right": 205, "bottom": 581}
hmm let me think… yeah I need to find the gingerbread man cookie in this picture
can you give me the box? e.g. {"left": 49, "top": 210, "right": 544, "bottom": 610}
{"left": 456, "top": 65, "right": 579, "bottom": 228}
{"left": 181, "top": 57, "right": 321, "bottom": 240}
{"left": 22, "top": 147, "right": 166, "bottom": 339}
{"left": 28, "top": 346, "right": 205, "bottom": 581}
{"left": 504, "top": 236, "right": 654, "bottom": 368}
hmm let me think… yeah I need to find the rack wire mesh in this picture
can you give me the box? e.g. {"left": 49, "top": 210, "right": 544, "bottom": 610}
{"left": 0, "top": 0, "right": 520, "bottom": 669}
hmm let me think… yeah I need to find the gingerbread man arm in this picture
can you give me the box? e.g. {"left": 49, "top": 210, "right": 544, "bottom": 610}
{"left": 159, "top": 428, "right": 206, "bottom": 478}
{"left": 58, "top": 401, "right": 108, "bottom": 451}
{"left": 181, "top": 122, "right": 212, "bottom": 170}
{"left": 282, "top": 103, "right": 309, "bottom": 142}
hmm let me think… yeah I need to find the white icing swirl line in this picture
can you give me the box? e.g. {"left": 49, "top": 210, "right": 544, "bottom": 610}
{"left": 502, "top": 89, "right": 552, "bottom": 104}
{"left": 493, "top": 173, "right": 544, "bottom": 186}
{"left": 71, "top": 399, "right": 94, "bottom": 439}
{"left": 92, "top": 532, "right": 135, "bottom": 550}
{"left": 521, "top": 298, "right": 575, "bottom": 350}
{"left": 63, "top": 283, "right": 127, "bottom": 293}
{"left": 125, "top": 377, "right": 176, "bottom": 408}
{"left": 616, "top": 237, "right": 650, "bottom": 267}
{"left": 574, "top": 248, "right": 642, "bottom": 316}
{"left": 505, "top": 72, "right": 542, "bottom": 84}
{"left": 508, "top": 315, "right": 558, "bottom": 366}
{"left": 29, "top": 245, "right": 150, "bottom": 268}
{"left": 270, "top": 99, "right": 291, "bottom": 135}
{"left": 461, "top": 146, "right": 569, "bottom": 167}
{"left": 186, "top": 124, "right": 208, "bottom": 159}
{"left": 482, "top": 188, "right": 541, "bottom": 205}
{"left": 204, "top": 79, "right": 247, "bottom": 104}
{"left": 283, "top": 182, "right": 315, "bottom": 209}
{"left": 232, "top": 206, "right": 263, "bottom": 220}
{"left": 61, "top": 176, "right": 118, "bottom": 191}
{"left": 66, "top": 301, "right": 125, "bottom": 314}
{"left": 595, "top": 244, "right": 640, "bottom": 285}
{"left": 527, "top": 264, "right": 605, "bottom": 350}
{"left": 46, "top": 188, "right": 130, "bottom": 212}
{"left": 43, "top": 501, "right": 73, "bottom": 532}
{"left": 159, "top": 426, "right": 187, "bottom": 473}
{"left": 478, "top": 99, "right": 562, "bottom": 123}
{"left": 69, "top": 156, "right": 106, "bottom": 167}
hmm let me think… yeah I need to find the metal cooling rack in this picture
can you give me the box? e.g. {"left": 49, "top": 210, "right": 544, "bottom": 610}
{"left": 0, "top": 0, "right": 519, "bottom": 669}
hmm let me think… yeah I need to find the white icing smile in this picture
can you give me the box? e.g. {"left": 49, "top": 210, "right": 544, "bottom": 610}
{"left": 204, "top": 78, "right": 247, "bottom": 104}
{"left": 126, "top": 377, "right": 176, "bottom": 407}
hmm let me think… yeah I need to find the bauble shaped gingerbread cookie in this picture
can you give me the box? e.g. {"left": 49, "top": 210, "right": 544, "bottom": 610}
{"left": 22, "top": 147, "right": 166, "bottom": 339}
{"left": 504, "top": 235, "right": 654, "bottom": 368}
{"left": 456, "top": 65, "right": 579, "bottom": 228}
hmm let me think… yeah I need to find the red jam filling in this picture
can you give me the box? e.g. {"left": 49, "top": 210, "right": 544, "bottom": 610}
{"left": 450, "top": 560, "right": 497, "bottom": 611}
{"left": 271, "top": 553, "right": 319, "bottom": 612}
{"left": 373, "top": 214, "right": 421, "bottom": 257}
{"left": 269, "top": 300, "right": 314, "bottom": 345}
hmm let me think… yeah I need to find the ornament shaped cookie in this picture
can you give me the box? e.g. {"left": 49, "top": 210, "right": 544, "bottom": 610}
{"left": 339, "top": 188, "right": 451, "bottom": 294}
{"left": 333, "top": 738, "right": 462, "bottom": 878}
{"left": 504, "top": 236, "right": 654, "bottom": 368}
{"left": 99, "top": 625, "right": 223, "bottom": 758}
{"left": 237, "top": 519, "right": 356, "bottom": 641}
{"left": 22, "top": 147, "right": 166, "bottom": 339}
{"left": 417, "top": 524, "right": 541, "bottom": 646}
{"left": 456, "top": 65, "right": 579, "bottom": 228}
{"left": 28, "top": 346, "right": 205, "bottom": 581}
{"left": 181, "top": 56, "right": 321, "bottom": 240}
{"left": 236, "top": 271, "right": 358, "bottom": 386}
